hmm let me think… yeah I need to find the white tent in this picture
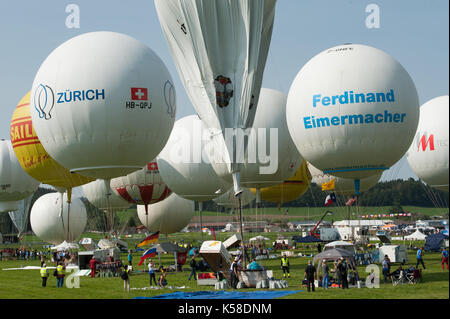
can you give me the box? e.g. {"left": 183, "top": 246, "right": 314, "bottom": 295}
{"left": 50, "top": 241, "right": 80, "bottom": 252}
{"left": 249, "top": 235, "right": 270, "bottom": 242}
{"left": 324, "top": 241, "right": 355, "bottom": 254}
{"left": 404, "top": 230, "right": 427, "bottom": 241}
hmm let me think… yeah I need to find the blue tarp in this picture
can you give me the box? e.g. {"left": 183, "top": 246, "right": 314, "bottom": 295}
{"left": 425, "top": 233, "right": 449, "bottom": 252}
{"left": 294, "top": 235, "right": 323, "bottom": 243}
{"left": 135, "top": 290, "right": 301, "bottom": 300}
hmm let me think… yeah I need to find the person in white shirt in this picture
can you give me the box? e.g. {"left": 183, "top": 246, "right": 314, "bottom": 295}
{"left": 148, "top": 259, "right": 157, "bottom": 286}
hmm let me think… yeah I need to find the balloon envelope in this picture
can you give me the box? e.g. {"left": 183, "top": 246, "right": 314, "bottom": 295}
{"left": 137, "top": 193, "right": 194, "bottom": 235}
{"left": 213, "top": 188, "right": 255, "bottom": 209}
{"left": 286, "top": 44, "right": 419, "bottom": 182}
{"left": 212, "top": 88, "right": 303, "bottom": 189}
{"left": 30, "top": 31, "right": 176, "bottom": 180}
{"left": 82, "top": 179, "right": 131, "bottom": 210}
{"left": 157, "top": 115, "right": 231, "bottom": 202}
{"left": 30, "top": 192, "right": 87, "bottom": 245}
{"left": 155, "top": 0, "right": 276, "bottom": 194}
{"left": 110, "top": 162, "right": 172, "bottom": 207}
{"left": 252, "top": 160, "right": 311, "bottom": 205}
{"left": 10, "top": 92, "right": 94, "bottom": 189}
{"left": 0, "top": 139, "right": 40, "bottom": 212}
{"left": 406, "top": 96, "right": 449, "bottom": 191}
{"left": 308, "top": 162, "right": 382, "bottom": 196}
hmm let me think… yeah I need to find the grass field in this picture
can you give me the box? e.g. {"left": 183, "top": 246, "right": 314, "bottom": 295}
{"left": 0, "top": 232, "right": 448, "bottom": 300}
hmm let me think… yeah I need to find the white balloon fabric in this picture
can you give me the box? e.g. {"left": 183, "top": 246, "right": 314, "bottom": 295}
{"left": 308, "top": 163, "right": 381, "bottom": 196}
{"left": 157, "top": 115, "right": 231, "bottom": 202}
{"left": 110, "top": 162, "right": 172, "bottom": 210}
{"left": 30, "top": 31, "right": 176, "bottom": 180}
{"left": 137, "top": 193, "right": 194, "bottom": 235}
{"left": 30, "top": 192, "right": 87, "bottom": 245}
{"left": 82, "top": 179, "right": 131, "bottom": 210}
{"left": 212, "top": 88, "right": 303, "bottom": 188}
{"left": 286, "top": 44, "right": 420, "bottom": 188}
{"left": 406, "top": 96, "right": 449, "bottom": 192}
{"left": 213, "top": 188, "right": 255, "bottom": 209}
{"left": 0, "top": 139, "right": 40, "bottom": 212}
{"left": 154, "top": 0, "right": 276, "bottom": 195}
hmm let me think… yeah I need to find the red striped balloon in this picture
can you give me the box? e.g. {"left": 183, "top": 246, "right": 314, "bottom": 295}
{"left": 110, "top": 162, "right": 171, "bottom": 213}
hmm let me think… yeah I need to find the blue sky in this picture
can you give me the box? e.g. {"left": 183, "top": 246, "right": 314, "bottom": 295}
{"left": 0, "top": 0, "right": 448, "bottom": 182}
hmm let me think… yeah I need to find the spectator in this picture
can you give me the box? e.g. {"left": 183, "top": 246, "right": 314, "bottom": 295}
{"left": 321, "top": 260, "right": 329, "bottom": 289}
{"left": 337, "top": 258, "right": 349, "bottom": 289}
{"left": 148, "top": 259, "right": 157, "bottom": 286}
{"left": 158, "top": 271, "right": 168, "bottom": 288}
{"left": 416, "top": 247, "right": 426, "bottom": 269}
{"left": 382, "top": 255, "right": 391, "bottom": 284}
{"left": 304, "top": 260, "right": 317, "bottom": 292}
{"left": 441, "top": 248, "right": 449, "bottom": 271}
{"left": 121, "top": 264, "right": 131, "bottom": 292}
{"left": 188, "top": 256, "right": 197, "bottom": 281}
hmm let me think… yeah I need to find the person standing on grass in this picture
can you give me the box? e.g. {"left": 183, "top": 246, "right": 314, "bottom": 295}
{"left": 188, "top": 256, "right": 197, "bottom": 281}
{"left": 304, "top": 260, "right": 317, "bottom": 292}
{"left": 416, "top": 247, "right": 426, "bottom": 269}
{"left": 441, "top": 248, "right": 449, "bottom": 271}
{"left": 382, "top": 255, "right": 391, "bottom": 284}
{"left": 321, "top": 260, "right": 329, "bottom": 289}
{"left": 56, "top": 262, "right": 66, "bottom": 288}
{"left": 281, "top": 254, "right": 291, "bottom": 278}
{"left": 337, "top": 258, "right": 349, "bottom": 289}
{"left": 121, "top": 264, "right": 131, "bottom": 292}
{"left": 40, "top": 263, "right": 49, "bottom": 287}
{"left": 148, "top": 259, "right": 157, "bottom": 286}
{"left": 127, "top": 250, "right": 133, "bottom": 266}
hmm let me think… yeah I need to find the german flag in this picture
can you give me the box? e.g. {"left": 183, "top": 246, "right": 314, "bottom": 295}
{"left": 137, "top": 231, "right": 159, "bottom": 248}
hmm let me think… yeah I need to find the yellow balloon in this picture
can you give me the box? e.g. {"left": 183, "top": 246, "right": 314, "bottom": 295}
{"left": 10, "top": 92, "right": 94, "bottom": 190}
{"left": 251, "top": 160, "right": 311, "bottom": 206}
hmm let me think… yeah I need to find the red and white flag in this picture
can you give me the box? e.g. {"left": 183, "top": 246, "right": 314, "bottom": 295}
{"left": 131, "top": 87, "right": 148, "bottom": 100}
{"left": 346, "top": 197, "right": 357, "bottom": 206}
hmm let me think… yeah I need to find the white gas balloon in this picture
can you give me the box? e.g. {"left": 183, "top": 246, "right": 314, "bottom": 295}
{"left": 82, "top": 179, "right": 131, "bottom": 210}
{"left": 0, "top": 139, "right": 40, "bottom": 212}
{"left": 212, "top": 88, "right": 303, "bottom": 189}
{"left": 406, "top": 96, "right": 449, "bottom": 191}
{"left": 213, "top": 188, "right": 255, "bottom": 209}
{"left": 155, "top": 0, "right": 276, "bottom": 195}
{"left": 286, "top": 44, "right": 419, "bottom": 194}
{"left": 308, "top": 163, "right": 381, "bottom": 196}
{"left": 30, "top": 31, "right": 176, "bottom": 180}
{"left": 157, "top": 115, "right": 231, "bottom": 202}
{"left": 30, "top": 192, "right": 87, "bottom": 245}
{"left": 137, "top": 193, "right": 194, "bottom": 235}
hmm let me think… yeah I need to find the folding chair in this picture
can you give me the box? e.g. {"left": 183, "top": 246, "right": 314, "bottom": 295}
{"left": 391, "top": 269, "right": 405, "bottom": 286}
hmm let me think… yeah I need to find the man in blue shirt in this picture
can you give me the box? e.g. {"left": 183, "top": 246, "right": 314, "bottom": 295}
{"left": 381, "top": 255, "right": 391, "bottom": 284}
{"left": 416, "top": 247, "right": 426, "bottom": 269}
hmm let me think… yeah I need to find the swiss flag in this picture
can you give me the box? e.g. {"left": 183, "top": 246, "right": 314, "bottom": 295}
{"left": 131, "top": 88, "right": 148, "bottom": 100}
{"left": 147, "top": 162, "right": 158, "bottom": 171}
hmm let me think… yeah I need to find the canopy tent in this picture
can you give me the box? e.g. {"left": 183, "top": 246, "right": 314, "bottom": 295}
{"left": 50, "top": 241, "right": 79, "bottom": 252}
{"left": 249, "top": 235, "right": 270, "bottom": 242}
{"left": 150, "top": 242, "right": 187, "bottom": 270}
{"left": 97, "top": 239, "right": 116, "bottom": 249}
{"left": 151, "top": 242, "right": 187, "bottom": 254}
{"left": 404, "top": 230, "right": 427, "bottom": 241}
{"left": 324, "top": 241, "right": 355, "bottom": 254}
{"left": 294, "top": 235, "right": 324, "bottom": 243}
{"left": 425, "top": 233, "right": 449, "bottom": 252}
{"left": 313, "top": 248, "right": 355, "bottom": 267}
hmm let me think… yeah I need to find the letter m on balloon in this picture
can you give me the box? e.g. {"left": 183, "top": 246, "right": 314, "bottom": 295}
{"left": 417, "top": 132, "right": 435, "bottom": 152}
